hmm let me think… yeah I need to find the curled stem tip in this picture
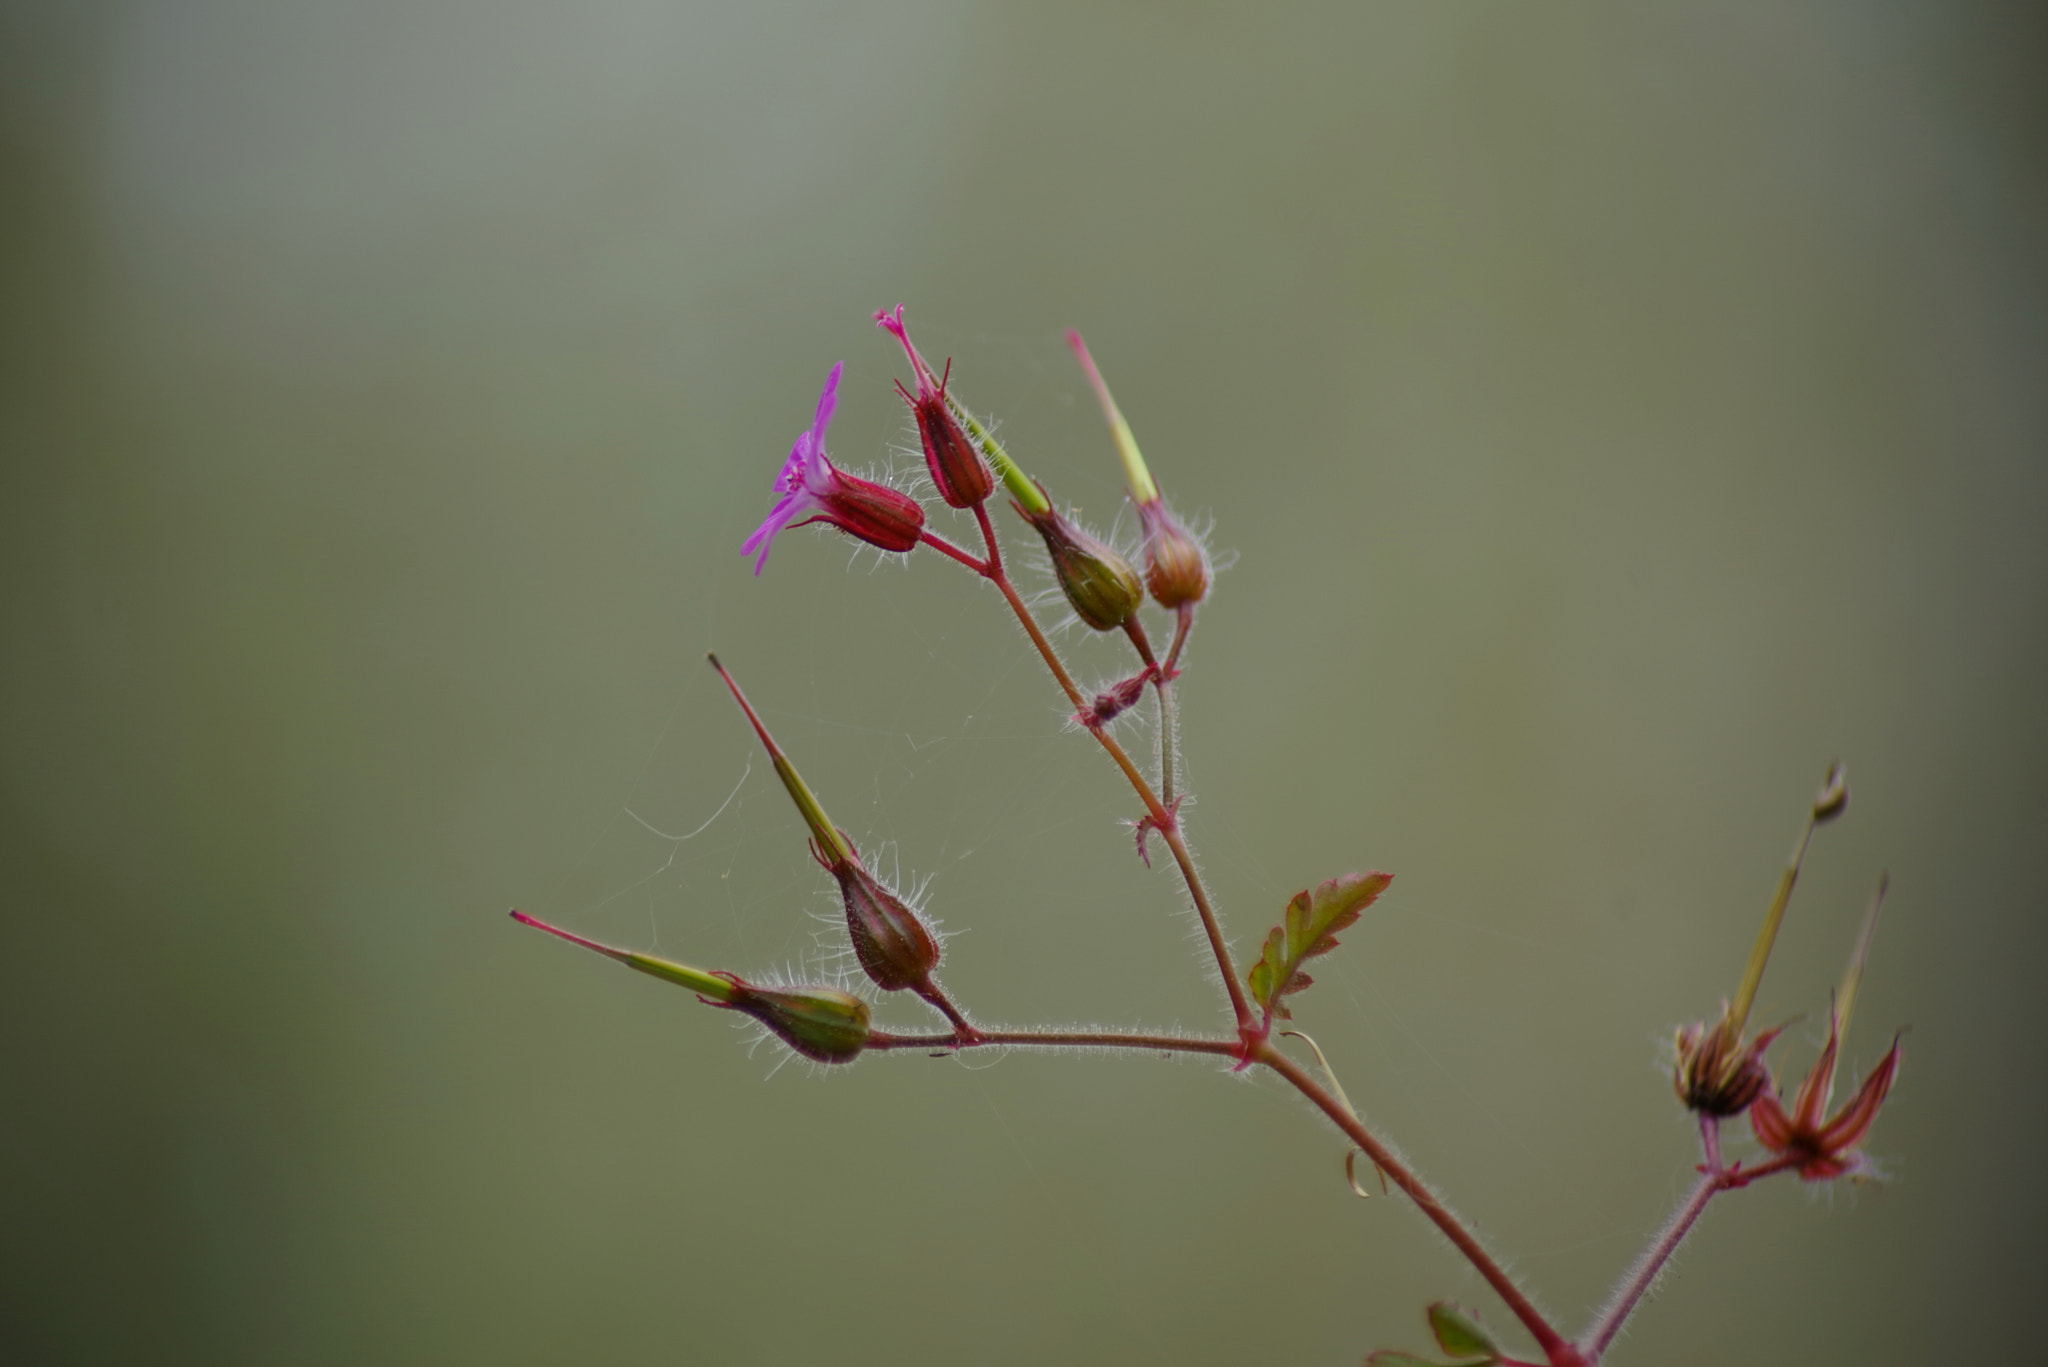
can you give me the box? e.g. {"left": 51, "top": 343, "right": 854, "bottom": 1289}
{"left": 1065, "top": 329, "right": 1157, "bottom": 504}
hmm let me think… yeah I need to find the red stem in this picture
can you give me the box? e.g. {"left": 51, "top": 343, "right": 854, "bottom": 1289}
{"left": 914, "top": 980, "right": 983, "bottom": 1042}
{"left": 866, "top": 1027, "right": 1241, "bottom": 1057}
{"left": 1576, "top": 1117, "right": 1800, "bottom": 1362}
{"left": 919, "top": 528, "right": 988, "bottom": 574}
{"left": 952, "top": 500, "right": 1251, "bottom": 1032}
{"left": 1255, "top": 1040, "right": 1575, "bottom": 1363}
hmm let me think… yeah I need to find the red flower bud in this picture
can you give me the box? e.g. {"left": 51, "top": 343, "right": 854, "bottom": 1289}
{"left": 1017, "top": 500, "right": 1144, "bottom": 632}
{"left": 875, "top": 306, "right": 994, "bottom": 509}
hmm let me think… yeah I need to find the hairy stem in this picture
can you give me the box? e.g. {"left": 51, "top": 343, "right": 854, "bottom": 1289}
{"left": 914, "top": 980, "right": 982, "bottom": 1043}
{"left": 1154, "top": 605, "right": 1194, "bottom": 806}
{"left": 919, "top": 528, "right": 989, "bottom": 574}
{"left": 1577, "top": 1117, "right": 1798, "bottom": 1361}
{"left": 867, "top": 1027, "right": 1241, "bottom": 1057}
{"left": 1256, "top": 1039, "right": 1573, "bottom": 1363}
{"left": 960, "top": 501, "right": 1253, "bottom": 1031}
{"left": 1120, "top": 618, "right": 1177, "bottom": 804}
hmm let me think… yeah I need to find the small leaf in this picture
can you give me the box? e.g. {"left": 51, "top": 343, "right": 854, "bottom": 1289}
{"left": 1246, "top": 871, "right": 1392, "bottom": 1025}
{"left": 1427, "top": 1301, "right": 1500, "bottom": 1359}
{"left": 1365, "top": 1353, "right": 1447, "bottom": 1367}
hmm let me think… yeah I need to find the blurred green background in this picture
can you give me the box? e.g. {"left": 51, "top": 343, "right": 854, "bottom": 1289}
{"left": 3, "top": 3, "right": 2043, "bottom": 1364}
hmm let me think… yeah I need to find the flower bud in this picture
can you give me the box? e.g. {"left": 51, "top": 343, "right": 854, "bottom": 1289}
{"left": 1138, "top": 500, "right": 1209, "bottom": 609}
{"left": 875, "top": 306, "right": 994, "bottom": 509}
{"left": 1018, "top": 501, "right": 1144, "bottom": 632}
{"left": 722, "top": 976, "right": 872, "bottom": 1064}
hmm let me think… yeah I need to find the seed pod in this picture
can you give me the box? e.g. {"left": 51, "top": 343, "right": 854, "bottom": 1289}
{"left": 1138, "top": 500, "right": 1209, "bottom": 609}
{"left": 831, "top": 857, "right": 942, "bottom": 994}
{"left": 1018, "top": 501, "right": 1144, "bottom": 632}
{"left": 724, "top": 977, "right": 872, "bottom": 1064}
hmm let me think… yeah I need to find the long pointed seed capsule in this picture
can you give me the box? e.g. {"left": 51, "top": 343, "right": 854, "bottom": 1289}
{"left": 706, "top": 654, "right": 943, "bottom": 997}
{"left": 511, "top": 910, "right": 871, "bottom": 1063}
{"left": 707, "top": 653, "right": 853, "bottom": 866}
{"left": 1065, "top": 329, "right": 1158, "bottom": 505}
{"left": 1066, "top": 329, "right": 1208, "bottom": 609}
{"left": 511, "top": 910, "right": 737, "bottom": 1000}
{"left": 1728, "top": 762, "right": 1848, "bottom": 1035}
{"left": 1826, "top": 872, "right": 1890, "bottom": 1107}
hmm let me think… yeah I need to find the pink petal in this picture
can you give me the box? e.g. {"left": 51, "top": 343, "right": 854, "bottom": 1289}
{"left": 741, "top": 490, "right": 821, "bottom": 575}
{"left": 810, "top": 362, "right": 842, "bottom": 448}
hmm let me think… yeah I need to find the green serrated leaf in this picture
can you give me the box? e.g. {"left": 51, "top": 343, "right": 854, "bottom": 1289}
{"left": 1427, "top": 1301, "right": 1500, "bottom": 1359}
{"left": 1246, "top": 871, "right": 1392, "bottom": 1024}
{"left": 1364, "top": 1353, "right": 1448, "bottom": 1367}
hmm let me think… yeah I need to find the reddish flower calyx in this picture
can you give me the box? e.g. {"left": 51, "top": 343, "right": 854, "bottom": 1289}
{"left": 875, "top": 306, "right": 994, "bottom": 509}
{"left": 1750, "top": 1015, "right": 1902, "bottom": 1180}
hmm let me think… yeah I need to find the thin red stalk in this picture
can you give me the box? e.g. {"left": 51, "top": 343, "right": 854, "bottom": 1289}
{"left": 707, "top": 653, "right": 787, "bottom": 762}
{"left": 919, "top": 528, "right": 989, "bottom": 574}
{"left": 1164, "top": 602, "right": 1195, "bottom": 676}
{"left": 1582, "top": 1170, "right": 1717, "bottom": 1362}
{"left": 955, "top": 500, "right": 1252, "bottom": 1031}
{"left": 1577, "top": 1117, "right": 1799, "bottom": 1361}
{"left": 1255, "top": 1040, "right": 1573, "bottom": 1363}
{"left": 914, "top": 981, "right": 982, "bottom": 1041}
{"left": 866, "top": 1027, "right": 1241, "bottom": 1057}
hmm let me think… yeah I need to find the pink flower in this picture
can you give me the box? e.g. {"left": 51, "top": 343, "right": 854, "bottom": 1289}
{"left": 741, "top": 362, "right": 925, "bottom": 574}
